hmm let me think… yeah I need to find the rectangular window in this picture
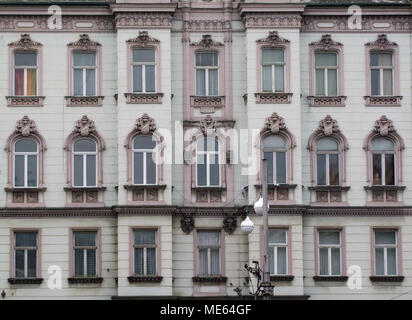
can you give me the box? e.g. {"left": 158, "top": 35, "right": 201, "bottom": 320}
{"left": 264, "top": 152, "right": 287, "bottom": 185}
{"left": 268, "top": 229, "right": 288, "bottom": 275}
{"left": 132, "top": 48, "right": 156, "bottom": 93}
{"left": 73, "top": 52, "right": 96, "bottom": 96}
{"left": 197, "top": 231, "right": 220, "bottom": 276}
{"left": 317, "top": 153, "right": 339, "bottom": 186}
{"left": 373, "top": 153, "right": 395, "bottom": 186}
{"left": 196, "top": 139, "right": 220, "bottom": 187}
{"left": 315, "top": 52, "right": 338, "bottom": 96}
{"left": 318, "top": 230, "right": 341, "bottom": 276}
{"left": 374, "top": 230, "right": 398, "bottom": 276}
{"left": 196, "top": 52, "right": 218, "bottom": 96}
{"left": 370, "top": 53, "right": 393, "bottom": 96}
{"left": 14, "top": 231, "right": 38, "bottom": 278}
{"left": 262, "top": 48, "right": 285, "bottom": 93}
{"left": 133, "top": 151, "right": 156, "bottom": 185}
{"left": 133, "top": 229, "right": 157, "bottom": 275}
{"left": 14, "top": 51, "right": 37, "bottom": 96}
{"left": 73, "top": 231, "right": 97, "bottom": 277}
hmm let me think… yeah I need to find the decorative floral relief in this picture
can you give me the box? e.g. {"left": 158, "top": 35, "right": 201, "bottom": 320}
{"left": 180, "top": 216, "right": 195, "bottom": 234}
{"left": 73, "top": 115, "right": 96, "bottom": 137}
{"left": 318, "top": 115, "right": 340, "bottom": 136}
{"left": 135, "top": 113, "right": 157, "bottom": 135}
{"left": 309, "top": 34, "right": 342, "bottom": 50}
{"left": 263, "top": 113, "right": 287, "bottom": 134}
{"left": 67, "top": 34, "right": 100, "bottom": 49}
{"left": 9, "top": 33, "right": 42, "bottom": 49}
{"left": 126, "top": 31, "right": 160, "bottom": 46}
{"left": 199, "top": 115, "right": 218, "bottom": 136}
{"left": 15, "top": 115, "right": 37, "bottom": 136}
{"left": 256, "top": 31, "right": 290, "bottom": 46}
{"left": 190, "top": 34, "right": 224, "bottom": 48}
{"left": 365, "top": 34, "right": 398, "bottom": 49}
{"left": 373, "top": 115, "right": 395, "bottom": 137}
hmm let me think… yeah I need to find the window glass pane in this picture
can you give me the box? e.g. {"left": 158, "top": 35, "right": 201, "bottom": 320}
{"left": 73, "top": 69, "right": 83, "bottom": 96}
{"left": 275, "top": 65, "right": 284, "bottom": 92}
{"left": 209, "top": 154, "right": 220, "bottom": 186}
{"left": 86, "top": 69, "right": 96, "bottom": 96}
{"left": 146, "top": 152, "right": 156, "bottom": 184}
{"left": 74, "top": 249, "right": 84, "bottom": 275}
{"left": 27, "top": 250, "right": 37, "bottom": 277}
{"left": 385, "top": 154, "right": 395, "bottom": 185}
{"left": 315, "top": 52, "right": 337, "bottom": 67}
{"left": 370, "top": 53, "right": 380, "bottom": 66}
{"left": 196, "top": 52, "right": 217, "bottom": 67}
{"left": 331, "top": 248, "right": 341, "bottom": 275}
{"left": 317, "top": 154, "right": 326, "bottom": 186}
{"left": 73, "top": 155, "right": 84, "bottom": 187}
{"left": 133, "top": 136, "right": 156, "bottom": 150}
{"left": 198, "top": 248, "right": 208, "bottom": 275}
{"left": 264, "top": 152, "right": 274, "bottom": 185}
{"left": 210, "top": 249, "right": 220, "bottom": 275}
{"left": 14, "top": 155, "right": 24, "bottom": 187}
{"left": 373, "top": 154, "right": 382, "bottom": 185}
{"left": 319, "top": 248, "right": 329, "bottom": 275}
{"left": 145, "top": 65, "right": 156, "bottom": 92}
{"left": 198, "top": 231, "right": 219, "bottom": 246}
{"left": 262, "top": 66, "right": 272, "bottom": 92}
{"left": 26, "top": 69, "right": 37, "bottom": 96}
{"left": 16, "top": 232, "right": 37, "bottom": 247}
{"left": 134, "top": 248, "right": 144, "bottom": 275}
{"left": 73, "top": 52, "right": 95, "bottom": 66}
{"left": 375, "top": 248, "right": 384, "bottom": 275}
{"left": 327, "top": 69, "right": 338, "bottom": 96}
{"left": 269, "top": 229, "right": 286, "bottom": 244}
{"left": 147, "top": 248, "right": 156, "bottom": 275}
{"left": 134, "top": 230, "right": 156, "bottom": 245}
{"left": 86, "top": 155, "right": 96, "bottom": 186}
{"left": 15, "top": 250, "right": 25, "bottom": 277}
{"left": 317, "top": 138, "right": 338, "bottom": 152}
{"left": 74, "top": 232, "right": 96, "bottom": 246}
{"left": 133, "top": 49, "right": 155, "bottom": 63}
{"left": 208, "top": 69, "right": 218, "bottom": 95}
{"left": 387, "top": 248, "right": 397, "bottom": 275}
{"left": 74, "top": 139, "right": 96, "bottom": 152}
{"left": 197, "top": 138, "right": 218, "bottom": 152}
{"left": 383, "top": 69, "right": 393, "bottom": 95}
{"left": 374, "top": 53, "right": 392, "bottom": 67}
{"left": 329, "top": 154, "right": 339, "bottom": 186}
{"left": 375, "top": 231, "right": 396, "bottom": 245}
{"left": 269, "top": 247, "right": 274, "bottom": 275}
{"left": 263, "top": 135, "right": 286, "bottom": 151}
{"left": 371, "top": 69, "right": 380, "bottom": 95}
{"left": 197, "top": 154, "right": 207, "bottom": 186}
{"left": 276, "top": 152, "right": 287, "bottom": 184}
{"left": 277, "top": 247, "right": 287, "bottom": 275}
{"left": 262, "top": 48, "right": 284, "bottom": 64}
{"left": 15, "top": 139, "right": 37, "bottom": 152}
{"left": 27, "top": 155, "right": 37, "bottom": 187}
{"left": 372, "top": 138, "right": 394, "bottom": 152}
{"left": 196, "top": 69, "right": 206, "bottom": 96}
{"left": 319, "top": 231, "right": 340, "bottom": 245}
{"left": 133, "top": 65, "right": 142, "bottom": 92}
{"left": 14, "top": 69, "right": 24, "bottom": 95}
{"left": 315, "top": 69, "right": 325, "bottom": 95}
{"left": 86, "top": 249, "right": 96, "bottom": 276}
{"left": 15, "top": 52, "right": 37, "bottom": 66}
{"left": 133, "top": 152, "right": 144, "bottom": 184}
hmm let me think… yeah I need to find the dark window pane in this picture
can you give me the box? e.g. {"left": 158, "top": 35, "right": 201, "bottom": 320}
{"left": 315, "top": 69, "right": 325, "bottom": 95}
{"left": 196, "top": 52, "right": 218, "bottom": 67}
{"left": 133, "top": 152, "right": 144, "bottom": 184}
{"left": 269, "top": 229, "right": 286, "bottom": 244}
{"left": 14, "top": 155, "right": 24, "bottom": 187}
{"left": 275, "top": 65, "right": 284, "bottom": 92}
{"left": 269, "top": 247, "right": 274, "bottom": 275}
{"left": 74, "top": 249, "right": 84, "bottom": 276}
{"left": 27, "top": 155, "right": 37, "bottom": 187}
{"left": 147, "top": 248, "right": 156, "bottom": 275}
{"left": 371, "top": 69, "right": 380, "bottom": 95}
{"left": 262, "top": 66, "right": 272, "bottom": 92}
{"left": 145, "top": 65, "right": 155, "bottom": 92}
{"left": 375, "top": 231, "right": 396, "bottom": 245}
{"left": 74, "top": 232, "right": 96, "bottom": 246}
{"left": 134, "top": 230, "right": 156, "bottom": 245}
{"left": 146, "top": 152, "right": 156, "bottom": 184}
{"left": 15, "top": 249, "right": 25, "bottom": 277}
{"left": 15, "top": 52, "right": 37, "bottom": 66}
{"left": 373, "top": 154, "right": 382, "bottom": 185}
{"left": 73, "top": 52, "right": 95, "bottom": 66}
{"left": 86, "top": 249, "right": 96, "bottom": 276}
{"left": 329, "top": 154, "right": 339, "bottom": 186}
{"left": 74, "top": 139, "right": 96, "bottom": 152}
{"left": 133, "top": 136, "right": 156, "bottom": 149}
{"left": 317, "top": 154, "right": 326, "bottom": 185}
{"left": 73, "top": 155, "right": 84, "bottom": 187}
{"left": 16, "top": 232, "right": 37, "bottom": 247}
{"left": 197, "top": 154, "right": 207, "bottom": 186}
{"left": 375, "top": 248, "right": 384, "bottom": 275}
{"left": 319, "top": 247, "right": 328, "bottom": 275}
{"left": 385, "top": 154, "right": 395, "bottom": 185}
{"left": 86, "top": 155, "right": 96, "bottom": 186}
{"left": 331, "top": 248, "right": 341, "bottom": 275}
{"left": 73, "top": 69, "right": 83, "bottom": 96}
{"left": 86, "top": 69, "right": 96, "bottom": 96}
{"left": 319, "top": 231, "right": 340, "bottom": 245}
{"left": 276, "top": 152, "right": 286, "bottom": 184}
{"left": 133, "top": 49, "right": 155, "bottom": 63}
{"left": 27, "top": 250, "right": 37, "bottom": 277}
{"left": 133, "top": 65, "right": 142, "bottom": 92}
{"left": 15, "top": 139, "right": 37, "bottom": 152}
{"left": 134, "top": 248, "right": 144, "bottom": 275}
{"left": 387, "top": 248, "right": 397, "bottom": 275}
{"left": 264, "top": 152, "right": 274, "bottom": 185}
{"left": 209, "top": 154, "right": 219, "bottom": 186}
{"left": 196, "top": 69, "right": 206, "bottom": 96}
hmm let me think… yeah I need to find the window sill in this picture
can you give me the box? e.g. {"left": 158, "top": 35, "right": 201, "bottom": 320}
{"left": 364, "top": 186, "right": 406, "bottom": 191}
{"left": 313, "top": 276, "right": 348, "bottom": 282}
{"left": 255, "top": 184, "right": 297, "bottom": 190}
{"left": 192, "top": 276, "right": 228, "bottom": 284}
{"left": 5, "top": 187, "right": 47, "bottom": 192}
{"left": 6, "top": 96, "right": 45, "bottom": 107}
{"left": 127, "top": 275, "right": 163, "bottom": 283}
{"left": 255, "top": 92, "right": 293, "bottom": 104}
{"left": 64, "top": 186, "right": 107, "bottom": 192}
{"left": 270, "top": 275, "right": 295, "bottom": 282}
{"left": 369, "top": 276, "right": 404, "bottom": 282}
{"left": 308, "top": 186, "right": 350, "bottom": 192}
{"left": 67, "top": 277, "right": 103, "bottom": 284}
{"left": 124, "top": 184, "right": 167, "bottom": 191}
{"left": 8, "top": 277, "right": 43, "bottom": 285}
{"left": 190, "top": 96, "right": 225, "bottom": 113}
{"left": 191, "top": 186, "right": 226, "bottom": 191}
{"left": 364, "top": 96, "right": 402, "bottom": 107}
{"left": 65, "top": 96, "right": 104, "bottom": 107}
{"left": 124, "top": 93, "right": 163, "bottom": 104}
{"left": 307, "top": 96, "right": 346, "bottom": 107}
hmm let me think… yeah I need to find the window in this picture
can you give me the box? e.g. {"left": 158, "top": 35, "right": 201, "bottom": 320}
{"left": 374, "top": 230, "right": 398, "bottom": 276}
{"left": 73, "top": 231, "right": 97, "bottom": 277}
{"left": 318, "top": 230, "right": 341, "bottom": 276}
{"left": 268, "top": 229, "right": 288, "bottom": 275}
{"left": 72, "top": 51, "right": 96, "bottom": 96}
{"left": 14, "top": 51, "right": 37, "bottom": 96}
{"left": 315, "top": 52, "right": 338, "bottom": 96}
{"left": 316, "top": 138, "right": 339, "bottom": 186}
{"left": 197, "top": 231, "right": 220, "bottom": 276}
{"left": 262, "top": 48, "right": 285, "bottom": 93}
{"left": 14, "top": 231, "right": 38, "bottom": 278}
{"left": 133, "top": 136, "right": 157, "bottom": 185}
{"left": 196, "top": 137, "right": 220, "bottom": 187}
{"left": 263, "top": 135, "right": 287, "bottom": 185}
{"left": 372, "top": 138, "right": 395, "bottom": 186}
{"left": 196, "top": 52, "right": 218, "bottom": 96}
{"left": 370, "top": 52, "right": 393, "bottom": 96}
{"left": 133, "top": 230, "right": 157, "bottom": 275}
{"left": 14, "top": 138, "right": 38, "bottom": 188}
{"left": 73, "top": 138, "right": 97, "bottom": 187}
{"left": 132, "top": 48, "right": 156, "bottom": 93}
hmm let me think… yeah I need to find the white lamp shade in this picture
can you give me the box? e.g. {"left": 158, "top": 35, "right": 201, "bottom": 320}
{"left": 253, "top": 196, "right": 264, "bottom": 215}
{"left": 241, "top": 216, "right": 254, "bottom": 234}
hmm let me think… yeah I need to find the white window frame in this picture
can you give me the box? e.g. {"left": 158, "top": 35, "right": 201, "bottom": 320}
{"left": 72, "top": 138, "right": 98, "bottom": 188}
{"left": 195, "top": 51, "right": 219, "bottom": 96}
{"left": 268, "top": 228, "right": 288, "bottom": 275}
{"left": 372, "top": 150, "right": 395, "bottom": 186}
{"left": 132, "top": 48, "right": 156, "bottom": 93}
{"left": 133, "top": 230, "right": 157, "bottom": 276}
{"left": 73, "top": 231, "right": 97, "bottom": 277}
{"left": 262, "top": 48, "right": 286, "bottom": 93}
{"left": 132, "top": 138, "right": 157, "bottom": 186}
{"left": 316, "top": 149, "right": 339, "bottom": 186}
{"left": 370, "top": 52, "right": 394, "bottom": 97}
{"left": 374, "top": 230, "right": 398, "bottom": 276}
{"left": 314, "top": 51, "right": 338, "bottom": 96}
{"left": 72, "top": 51, "right": 97, "bottom": 97}
{"left": 13, "top": 139, "right": 39, "bottom": 188}
{"left": 196, "top": 138, "right": 221, "bottom": 187}
{"left": 318, "top": 230, "right": 342, "bottom": 276}
{"left": 13, "top": 51, "right": 38, "bottom": 96}
{"left": 197, "top": 231, "right": 221, "bottom": 276}
{"left": 14, "top": 232, "right": 38, "bottom": 278}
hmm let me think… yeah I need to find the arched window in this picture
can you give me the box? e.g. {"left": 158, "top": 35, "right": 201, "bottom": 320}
{"left": 73, "top": 138, "right": 97, "bottom": 187}
{"left": 196, "top": 137, "right": 220, "bottom": 187}
{"left": 316, "top": 137, "right": 340, "bottom": 186}
{"left": 14, "top": 138, "right": 38, "bottom": 188}
{"left": 263, "top": 135, "right": 287, "bottom": 185}
{"left": 371, "top": 138, "right": 395, "bottom": 186}
{"left": 133, "top": 136, "right": 157, "bottom": 185}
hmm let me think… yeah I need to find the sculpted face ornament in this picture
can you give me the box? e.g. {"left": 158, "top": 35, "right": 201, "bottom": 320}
{"left": 16, "top": 115, "right": 37, "bottom": 136}
{"left": 374, "top": 115, "right": 394, "bottom": 137}
{"left": 318, "top": 115, "right": 339, "bottom": 136}
{"left": 74, "top": 115, "right": 96, "bottom": 137}
{"left": 135, "top": 113, "right": 156, "bottom": 135}
{"left": 180, "top": 216, "right": 195, "bottom": 234}
{"left": 264, "top": 112, "right": 286, "bottom": 134}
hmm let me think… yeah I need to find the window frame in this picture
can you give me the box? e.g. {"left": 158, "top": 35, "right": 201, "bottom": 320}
{"left": 196, "top": 229, "right": 222, "bottom": 276}
{"left": 72, "top": 138, "right": 98, "bottom": 188}
{"left": 261, "top": 47, "right": 286, "bottom": 93}
{"left": 371, "top": 138, "right": 395, "bottom": 186}
{"left": 70, "top": 228, "right": 101, "bottom": 278}
{"left": 195, "top": 137, "right": 221, "bottom": 188}
{"left": 72, "top": 230, "right": 98, "bottom": 277}
{"left": 13, "top": 138, "right": 39, "bottom": 188}
{"left": 132, "top": 135, "right": 158, "bottom": 186}
{"left": 195, "top": 51, "right": 219, "bottom": 97}
{"left": 13, "top": 50, "right": 38, "bottom": 96}
{"left": 11, "top": 229, "right": 40, "bottom": 279}
{"left": 131, "top": 47, "right": 157, "bottom": 93}
{"left": 314, "top": 51, "right": 339, "bottom": 97}
{"left": 262, "top": 135, "right": 288, "bottom": 185}
{"left": 369, "top": 51, "right": 394, "bottom": 97}
{"left": 316, "top": 137, "right": 340, "bottom": 186}
{"left": 130, "top": 227, "right": 160, "bottom": 277}
{"left": 317, "top": 230, "right": 342, "bottom": 276}
{"left": 372, "top": 227, "right": 401, "bottom": 277}
{"left": 268, "top": 228, "right": 289, "bottom": 276}
{"left": 72, "top": 50, "right": 97, "bottom": 97}
{"left": 315, "top": 227, "right": 346, "bottom": 277}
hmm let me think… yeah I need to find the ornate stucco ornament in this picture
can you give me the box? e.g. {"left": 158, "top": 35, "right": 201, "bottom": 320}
{"left": 9, "top": 34, "right": 42, "bottom": 49}
{"left": 223, "top": 216, "right": 237, "bottom": 235}
{"left": 264, "top": 112, "right": 287, "bottom": 134}
{"left": 67, "top": 34, "right": 101, "bottom": 50}
{"left": 318, "top": 115, "right": 340, "bottom": 136}
{"left": 180, "top": 216, "right": 195, "bottom": 234}
{"left": 135, "top": 113, "right": 157, "bottom": 135}
{"left": 126, "top": 31, "right": 160, "bottom": 47}
{"left": 199, "top": 115, "right": 218, "bottom": 136}
{"left": 15, "top": 116, "right": 37, "bottom": 137}
{"left": 256, "top": 31, "right": 290, "bottom": 46}
{"left": 309, "top": 34, "right": 343, "bottom": 50}
{"left": 373, "top": 115, "right": 395, "bottom": 137}
{"left": 365, "top": 34, "right": 398, "bottom": 49}
{"left": 73, "top": 115, "right": 96, "bottom": 137}
{"left": 191, "top": 34, "right": 224, "bottom": 48}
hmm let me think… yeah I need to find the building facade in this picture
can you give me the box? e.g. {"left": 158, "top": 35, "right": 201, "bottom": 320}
{"left": 0, "top": 0, "right": 412, "bottom": 299}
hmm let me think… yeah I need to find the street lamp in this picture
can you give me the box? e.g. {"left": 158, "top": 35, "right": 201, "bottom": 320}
{"left": 240, "top": 216, "right": 254, "bottom": 234}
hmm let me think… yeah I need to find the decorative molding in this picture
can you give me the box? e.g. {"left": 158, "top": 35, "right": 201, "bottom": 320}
{"left": 199, "top": 115, "right": 218, "bottom": 136}
{"left": 263, "top": 112, "right": 287, "bottom": 135}
{"left": 65, "top": 96, "right": 104, "bottom": 107}
{"left": 373, "top": 115, "right": 395, "bottom": 137}
{"left": 15, "top": 115, "right": 38, "bottom": 137}
{"left": 126, "top": 31, "right": 160, "bottom": 47}
{"left": 67, "top": 34, "right": 101, "bottom": 50}
{"left": 192, "top": 276, "right": 228, "bottom": 283}
{"left": 190, "top": 96, "right": 225, "bottom": 113}
{"left": 73, "top": 115, "right": 96, "bottom": 137}
{"left": 115, "top": 13, "right": 173, "bottom": 29}
{"left": 190, "top": 34, "right": 224, "bottom": 48}
{"left": 67, "top": 277, "right": 103, "bottom": 284}
{"left": 364, "top": 96, "right": 402, "bottom": 107}
{"left": 8, "top": 33, "right": 42, "bottom": 49}
{"left": 124, "top": 93, "right": 163, "bottom": 104}
{"left": 256, "top": 31, "right": 290, "bottom": 46}
{"left": 134, "top": 113, "right": 157, "bottom": 136}
{"left": 270, "top": 275, "right": 295, "bottom": 282}
{"left": 309, "top": 34, "right": 342, "bottom": 50}
{"left": 255, "top": 93, "right": 292, "bottom": 104}
{"left": 127, "top": 276, "right": 163, "bottom": 283}
{"left": 6, "top": 96, "right": 45, "bottom": 107}
{"left": 365, "top": 34, "right": 398, "bottom": 49}
{"left": 223, "top": 216, "right": 237, "bottom": 235}
{"left": 184, "top": 20, "right": 231, "bottom": 32}
{"left": 0, "top": 207, "right": 114, "bottom": 218}
{"left": 308, "top": 96, "right": 346, "bottom": 107}
{"left": 244, "top": 14, "right": 302, "bottom": 28}
{"left": 180, "top": 216, "right": 195, "bottom": 234}
{"left": 317, "top": 115, "right": 340, "bottom": 137}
